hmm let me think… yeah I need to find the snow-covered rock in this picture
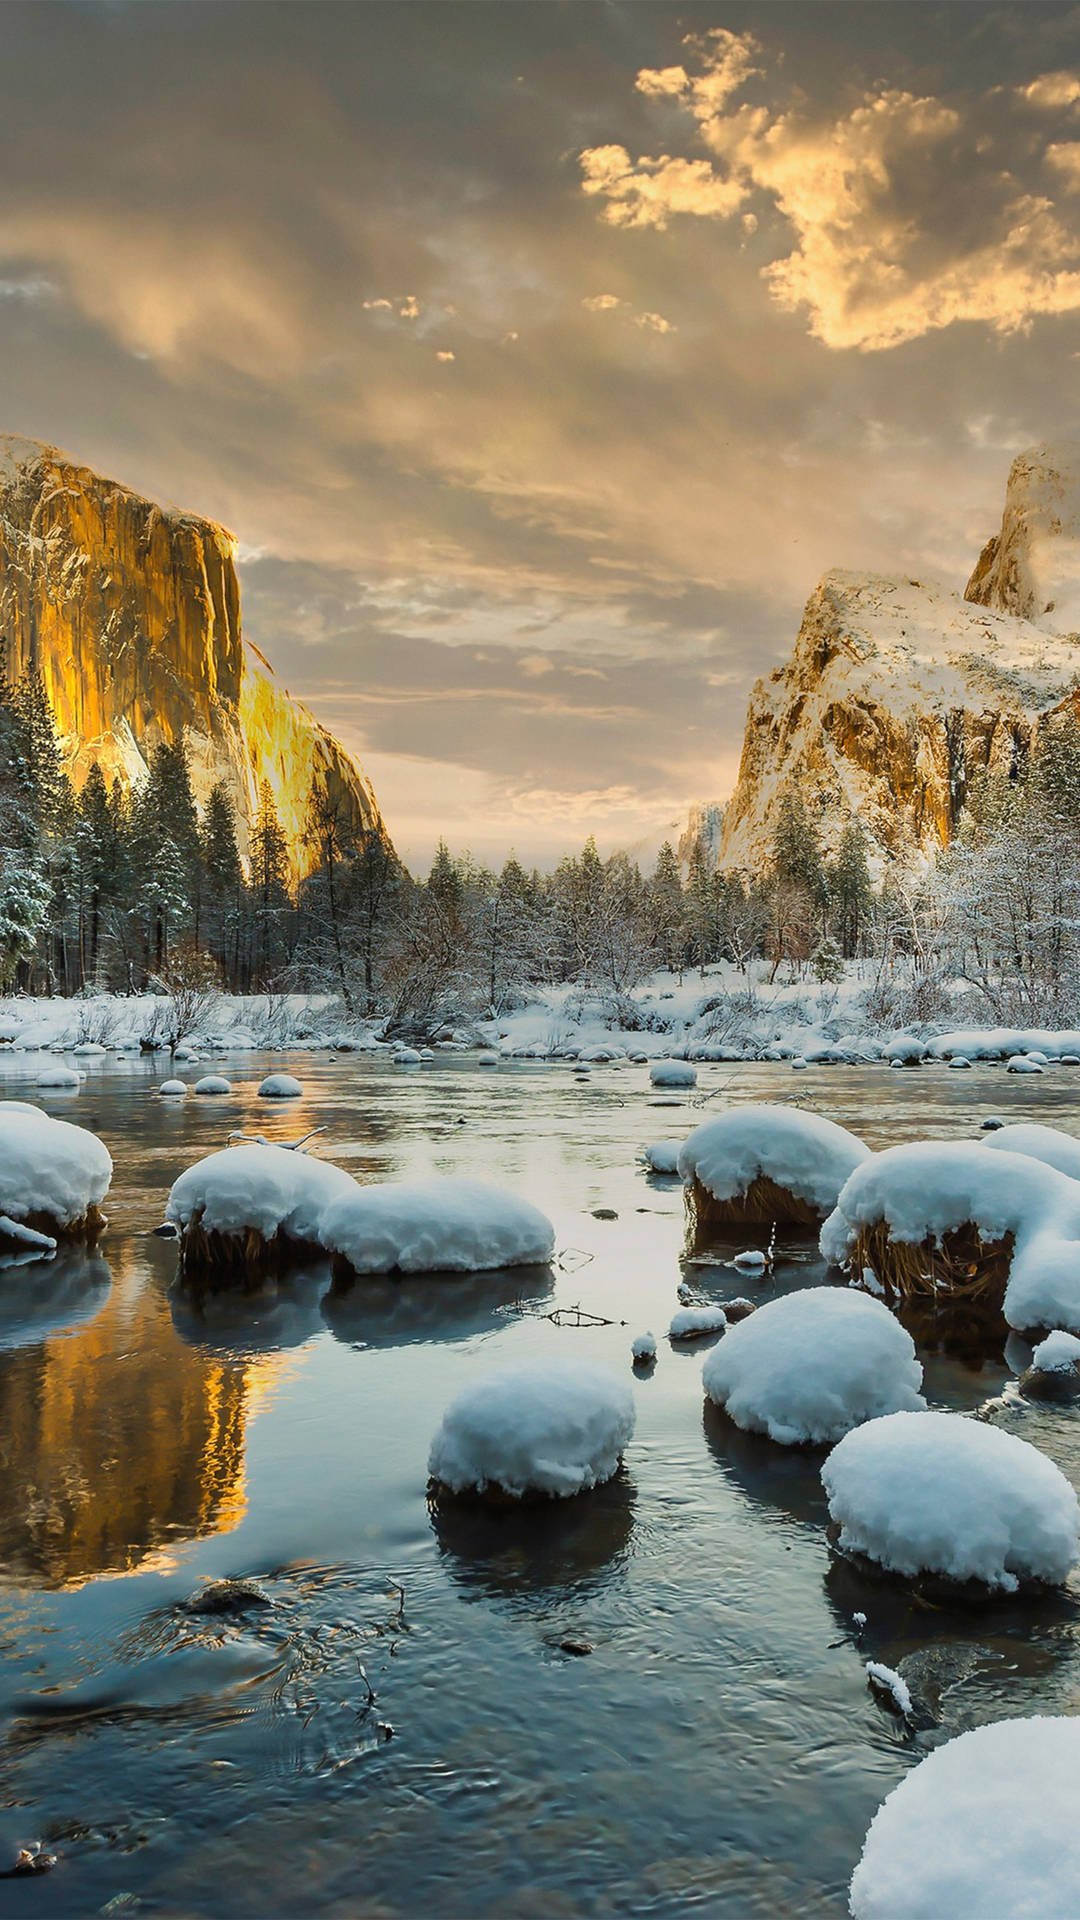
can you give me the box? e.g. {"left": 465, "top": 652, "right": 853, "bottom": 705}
{"left": 166, "top": 1144, "right": 357, "bottom": 1269}
{"left": 1008, "top": 1054, "right": 1045, "bottom": 1074}
{"left": 649, "top": 1059, "right": 697, "bottom": 1088}
{"left": 257, "top": 1073, "right": 303, "bottom": 1099}
{"left": 850, "top": 1715, "right": 1080, "bottom": 1920}
{"left": 428, "top": 1360, "right": 634, "bottom": 1499}
{"left": 732, "top": 1248, "right": 767, "bottom": 1274}
{"left": 0, "top": 1105, "right": 111, "bottom": 1235}
{"left": 158, "top": 1078, "right": 187, "bottom": 1097}
{"left": 392, "top": 1048, "right": 422, "bottom": 1066}
{"left": 318, "top": 1179, "right": 555, "bottom": 1276}
{"left": 34, "top": 1065, "right": 82, "bottom": 1089}
{"left": 984, "top": 1121, "right": 1080, "bottom": 1181}
{"left": 883, "top": 1035, "right": 926, "bottom": 1066}
{"left": 821, "top": 1140, "right": 1080, "bottom": 1335}
{"left": 679, "top": 1104, "right": 869, "bottom": 1225}
{"left": 822, "top": 1410, "right": 1079, "bottom": 1592}
{"left": 702, "top": 1288, "right": 924, "bottom": 1445}
{"left": 1031, "top": 1329, "right": 1080, "bottom": 1373}
{"left": 193, "top": 1074, "right": 231, "bottom": 1096}
{"left": 669, "top": 1304, "right": 727, "bottom": 1341}
{"left": 72, "top": 1041, "right": 106, "bottom": 1058}
{"left": 631, "top": 1331, "right": 657, "bottom": 1363}
{"left": 864, "top": 1661, "right": 913, "bottom": 1720}
{"left": 642, "top": 1138, "right": 682, "bottom": 1174}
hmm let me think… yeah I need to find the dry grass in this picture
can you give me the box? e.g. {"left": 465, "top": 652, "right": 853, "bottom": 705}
{"left": 177, "top": 1211, "right": 322, "bottom": 1288}
{"left": 686, "top": 1172, "right": 823, "bottom": 1246}
{"left": 851, "top": 1219, "right": 1015, "bottom": 1314}
{"left": 21, "top": 1203, "right": 107, "bottom": 1244}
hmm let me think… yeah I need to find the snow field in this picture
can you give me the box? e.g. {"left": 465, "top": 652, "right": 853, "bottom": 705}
{"left": 428, "top": 1359, "right": 635, "bottom": 1499}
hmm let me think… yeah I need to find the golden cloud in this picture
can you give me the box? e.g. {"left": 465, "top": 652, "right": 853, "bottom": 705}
{"left": 581, "top": 37, "right": 1080, "bottom": 351}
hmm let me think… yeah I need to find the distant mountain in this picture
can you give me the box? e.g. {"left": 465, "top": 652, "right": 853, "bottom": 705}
{"left": 720, "top": 444, "right": 1080, "bottom": 876}
{"left": 0, "top": 436, "right": 390, "bottom": 869}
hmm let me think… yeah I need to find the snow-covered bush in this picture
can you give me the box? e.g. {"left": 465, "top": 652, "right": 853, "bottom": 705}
{"left": 428, "top": 1359, "right": 634, "bottom": 1499}
{"left": 822, "top": 1410, "right": 1079, "bottom": 1592}
{"left": 850, "top": 1717, "right": 1080, "bottom": 1920}
{"left": 821, "top": 1140, "right": 1080, "bottom": 1335}
{"left": 679, "top": 1104, "right": 869, "bottom": 1235}
{"left": 319, "top": 1179, "right": 555, "bottom": 1277}
{"left": 703, "top": 1288, "right": 924, "bottom": 1445}
{"left": 0, "top": 1105, "right": 111, "bottom": 1240}
{"left": 166, "top": 1143, "right": 357, "bottom": 1280}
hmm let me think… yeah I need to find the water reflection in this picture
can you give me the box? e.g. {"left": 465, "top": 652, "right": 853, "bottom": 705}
{"left": 702, "top": 1401, "right": 828, "bottom": 1531}
{"left": 430, "top": 1471, "right": 636, "bottom": 1601}
{"left": 170, "top": 1262, "right": 331, "bottom": 1354}
{"left": 322, "top": 1266, "right": 554, "bottom": 1349}
{"left": 0, "top": 1248, "right": 110, "bottom": 1351}
{"left": 0, "top": 1245, "right": 273, "bottom": 1589}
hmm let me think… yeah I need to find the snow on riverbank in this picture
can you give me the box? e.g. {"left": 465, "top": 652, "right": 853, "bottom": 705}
{"left": 10, "top": 965, "right": 1080, "bottom": 1073}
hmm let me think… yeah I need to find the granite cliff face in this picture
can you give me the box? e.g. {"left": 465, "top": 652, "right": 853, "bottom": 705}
{"left": 720, "top": 446, "right": 1080, "bottom": 877}
{"left": 0, "top": 436, "right": 388, "bottom": 868}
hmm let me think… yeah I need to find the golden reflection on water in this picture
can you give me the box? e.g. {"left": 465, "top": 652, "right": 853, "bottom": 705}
{"left": 0, "top": 1243, "right": 285, "bottom": 1590}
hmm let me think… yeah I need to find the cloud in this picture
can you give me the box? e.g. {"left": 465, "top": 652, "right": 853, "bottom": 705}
{"left": 581, "top": 37, "right": 1080, "bottom": 351}
{"left": 434, "top": 348, "right": 455, "bottom": 362}
{"left": 582, "top": 292, "right": 621, "bottom": 311}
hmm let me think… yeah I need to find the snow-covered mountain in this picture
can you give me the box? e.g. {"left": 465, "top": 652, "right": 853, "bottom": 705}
{"left": 720, "top": 444, "right": 1080, "bottom": 877}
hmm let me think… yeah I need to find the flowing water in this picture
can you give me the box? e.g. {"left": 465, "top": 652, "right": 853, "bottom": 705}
{"left": 0, "top": 1052, "right": 1079, "bottom": 1917}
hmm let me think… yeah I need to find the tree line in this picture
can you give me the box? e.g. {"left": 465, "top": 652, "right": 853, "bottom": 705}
{"left": 5, "top": 656, "right": 1080, "bottom": 1031}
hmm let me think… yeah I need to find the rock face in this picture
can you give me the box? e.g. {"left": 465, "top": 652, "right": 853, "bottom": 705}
{"left": 0, "top": 436, "right": 388, "bottom": 867}
{"left": 966, "top": 443, "right": 1080, "bottom": 633}
{"left": 721, "top": 447, "right": 1080, "bottom": 876}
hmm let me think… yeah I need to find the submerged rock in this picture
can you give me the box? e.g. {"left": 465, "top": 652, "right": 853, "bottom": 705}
{"left": 185, "top": 1577, "right": 274, "bottom": 1616}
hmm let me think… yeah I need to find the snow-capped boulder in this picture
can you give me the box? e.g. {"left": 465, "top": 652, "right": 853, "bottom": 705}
{"left": 158, "top": 1078, "right": 187, "bottom": 1097}
{"left": 850, "top": 1715, "right": 1080, "bottom": 1920}
{"left": 821, "top": 1140, "right": 1080, "bottom": 1334}
{"left": 0, "top": 1105, "right": 111, "bottom": 1240}
{"left": 822, "top": 1410, "right": 1079, "bottom": 1593}
{"left": 669, "top": 1304, "right": 727, "bottom": 1341}
{"left": 984, "top": 1121, "right": 1080, "bottom": 1181}
{"left": 257, "top": 1073, "right": 303, "bottom": 1099}
{"left": 1020, "top": 1329, "right": 1080, "bottom": 1402}
{"left": 679, "top": 1104, "right": 869, "bottom": 1233}
{"left": 702, "top": 1288, "right": 924, "bottom": 1445}
{"left": 649, "top": 1059, "right": 697, "bottom": 1088}
{"left": 883, "top": 1035, "right": 926, "bottom": 1066}
{"left": 1008, "top": 1054, "right": 1045, "bottom": 1073}
{"left": 428, "top": 1360, "right": 634, "bottom": 1500}
{"left": 319, "top": 1179, "right": 555, "bottom": 1277}
{"left": 193, "top": 1074, "right": 231, "bottom": 1096}
{"left": 34, "top": 1065, "right": 82, "bottom": 1089}
{"left": 72, "top": 1041, "right": 106, "bottom": 1058}
{"left": 642, "top": 1138, "right": 682, "bottom": 1174}
{"left": 392, "top": 1048, "right": 422, "bottom": 1066}
{"left": 166, "top": 1143, "right": 357, "bottom": 1278}
{"left": 631, "top": 1331, "right": 657, "bottom": 1363}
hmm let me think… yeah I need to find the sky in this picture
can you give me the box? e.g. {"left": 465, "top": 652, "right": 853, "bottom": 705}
{"left": 2, "top": 2, "right": 1080, "bottom": 869}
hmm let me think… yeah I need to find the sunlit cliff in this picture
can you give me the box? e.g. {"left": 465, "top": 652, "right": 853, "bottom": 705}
{"left": 0, "top": 435, "right": 390, "bottom": 871}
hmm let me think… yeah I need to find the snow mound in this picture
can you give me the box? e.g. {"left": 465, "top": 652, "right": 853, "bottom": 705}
{"left": 193, "top": 1074, "right": 231, "bottom": 1095}
{"left": 257, "top": 1073, "right": 303, "bottom": 1099}
{"left": 883, "top": 1035, "right": 926, "bottom": 1065}
{"left": 850, "top": 1716, "right": 1080, "bottom": 1920}
{"left": 392, "top": 1048, "right": 422, "bottom": 1066}
{"left": 0, "top": 1106, "right": 111, "bottom": 1230}
{"left": 822, "top": 1410, "right": 1079, "bottom": 1591}
{"left": 631, "top": 1331, "right": 657, "bottom": 1362}
{"left": 318, "top": 1179, "right": 555, "bottom": 1276}
{"left": 158, "top": 1079, "right": 187, "bottom": 1096}
{"left": 821, "top": 1140, "right": 1080, "bottom": 1336}
{"left": 669, "top": 1304, "right": 727, "bottom": 1340}
{"left": 678, "top": 1104, "right": 869, "bottom": 1217}
{"left": 985, "top": 1121, "right": 1080, "bottom": 1181}
{"left": 732, "top": 1249, "right": 767, "bottom": 1274}
{"left": 428, "top": 1359, "right": 634, "bottom": 1499}
{"left": 643, "top": 1138, "right": 682, "bottom": 1174}
{"left": 35, "top": 1065, "right": 81, "bottom": 1089}
{"left": 1031, "top": 1329, "right": 1080, "bottom": 1372}
{"left": 702, "top": 1288, "right": 924, "bottom": 1445}
{"left": 167, "top": 1144, "right": 357, "bottom": 1249}
{"left": 649, "top": 1059, "right": 697, "bottom": 1088}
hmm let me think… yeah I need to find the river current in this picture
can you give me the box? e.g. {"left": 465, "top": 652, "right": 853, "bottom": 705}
{"left": 0, "top": 1052, "right": 1077, "bottom": 1917}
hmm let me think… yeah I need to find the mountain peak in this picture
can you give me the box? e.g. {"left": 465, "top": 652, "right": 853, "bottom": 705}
{"left": 966, "top": 440, "right": 1080, "bottom": 632}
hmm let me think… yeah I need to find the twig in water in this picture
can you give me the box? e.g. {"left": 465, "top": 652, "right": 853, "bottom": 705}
{"left": 541, "top": 1303, "right": 622, "bottom": 1328}
{"left": 556, "top": 1247, "right": 595, "bottom": 1273}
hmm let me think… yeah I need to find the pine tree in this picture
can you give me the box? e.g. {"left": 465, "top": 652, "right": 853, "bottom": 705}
{"left": 830, "top": 818, "right": 874, "bottom": 957}
{"left": 249, "top": 779, "right": 292, "bottom": 984}
{"left": 199, "top": 781, "right": 243, "bottom": 974}
{"left": 649, "top": 841, "right": 686, "bottom": 975}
